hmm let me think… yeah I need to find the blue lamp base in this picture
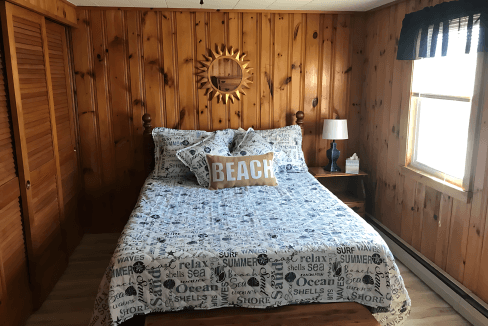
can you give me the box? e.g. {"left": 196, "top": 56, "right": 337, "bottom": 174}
{"left": 323, "top": 141, "right": 341, "bottom": 172}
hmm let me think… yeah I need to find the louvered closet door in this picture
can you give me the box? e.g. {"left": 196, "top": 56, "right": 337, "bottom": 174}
{"left": 0, "top": 16, "right": 32, "bottom": 324}
{"left": 1, "top": 2, "right": 67, "bottom": 306}
{"left": 45, "top": 20, "right": 81, "bottom": 255}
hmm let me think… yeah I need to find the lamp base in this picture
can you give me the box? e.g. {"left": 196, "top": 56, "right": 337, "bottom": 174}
{"left": 323, "top": 141, "right": 341, "bottom": 172}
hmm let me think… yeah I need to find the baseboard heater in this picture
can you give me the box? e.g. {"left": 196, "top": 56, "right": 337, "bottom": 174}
{"left": 364, "top": 213, "right": 488, "bottom": 326}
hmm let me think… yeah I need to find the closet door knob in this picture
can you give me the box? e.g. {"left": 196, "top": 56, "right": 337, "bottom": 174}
{"left": 26, "top": 180, "right": 31, "bottom": 190}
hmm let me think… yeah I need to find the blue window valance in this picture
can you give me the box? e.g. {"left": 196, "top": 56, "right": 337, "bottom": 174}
{"left": 397, "top": 0, "right": 488, "bottom": 60}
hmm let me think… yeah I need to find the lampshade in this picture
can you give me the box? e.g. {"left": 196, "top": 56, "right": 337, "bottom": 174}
{"left": 322, "top": 119, "right": 348, "bottom": 140}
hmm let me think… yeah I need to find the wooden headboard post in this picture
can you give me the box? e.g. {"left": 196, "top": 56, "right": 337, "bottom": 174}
{"left": 296, "top": 111, "right": 304, "bottom": 132}
{"left": 143, "top": 113, "right": 155, "bottom": 176}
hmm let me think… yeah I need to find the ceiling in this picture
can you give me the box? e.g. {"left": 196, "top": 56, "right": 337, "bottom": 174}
{"left": 67, "top": 0, "right": 397, "bottom": 11}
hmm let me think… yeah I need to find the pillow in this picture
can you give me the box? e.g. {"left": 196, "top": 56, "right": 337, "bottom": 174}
{"left": 220, "top": 129, "right": 237, "bottom": 150}
{"left": 152, "top": 128, "right": 235, "bottom": 178}
{"left": 233, "top": 126, "right": 307, "bottom": 173}
{"left": 231, "top": 127, "right": 246, "bottom": 150}
{"left": 176, "top": 130, "right": 234, "bottom": 187}
{"left": 206, "top": 153, "right": 278, "bottom": 190}
{"left": 152, "top": 128, "right": 212, "bottom": 178}
{"left": 231, "top": 129, "right": 283, "bottom": 169}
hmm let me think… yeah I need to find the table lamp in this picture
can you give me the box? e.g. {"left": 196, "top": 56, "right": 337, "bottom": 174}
{"left": 322, "top": 119, "right": 348, "bottom": 172}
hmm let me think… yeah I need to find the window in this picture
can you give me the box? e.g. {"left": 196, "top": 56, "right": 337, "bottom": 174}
{"left": 407, "top": 18, "right": 482, "bottom": 191}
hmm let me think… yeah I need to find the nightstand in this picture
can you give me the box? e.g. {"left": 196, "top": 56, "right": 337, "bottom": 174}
{"left": 309, "top": 167, "right": 367, "bottom": 217}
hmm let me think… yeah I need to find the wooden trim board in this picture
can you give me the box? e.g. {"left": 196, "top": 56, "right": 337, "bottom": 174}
{"left": 75, "top": 7, "right": 358, "bottom": 14}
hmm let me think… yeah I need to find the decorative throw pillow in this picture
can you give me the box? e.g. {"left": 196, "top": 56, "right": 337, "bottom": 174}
{"left": 230, "top": 127, "right": 246, "bottom": 150}
{"left": 222, "top": 129, "right": 237, "bottom": 150}
{"left": 176, "top": 130, "right": 233, "bottom": 187}
{"left": 152, "top": 128, "right": 235, "bottom": 178}
{"left": 231, "top": 129, "right": 283, "bottom": 168}
{"left": 152, "top": 128, "right": 212, "bottom": 178}
{"left": 233, "top": 126, "right": 307, "bottom": 173}
{"left": 206, "top": 153, "right": 278, "bottom": 190}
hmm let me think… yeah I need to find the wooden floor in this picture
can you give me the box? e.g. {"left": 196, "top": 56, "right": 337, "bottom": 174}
{"left": 25, "top": 233, "right": 472, "bottom": 326}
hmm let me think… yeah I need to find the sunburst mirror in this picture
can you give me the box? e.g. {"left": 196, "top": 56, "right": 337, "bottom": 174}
{"left": 196, "top": 44, "right": 253, "bottom": 104}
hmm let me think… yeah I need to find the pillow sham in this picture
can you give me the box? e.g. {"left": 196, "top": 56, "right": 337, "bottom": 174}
{"left": 222, "top": 129, "right": 237, "bottom": 150}
{"left": 152, "top": 128, "right": 212, "bottom": 178}
{"left": 206, "top": 152, "right": 277, "bottom": 190}
{"left": 233, "top": 126, "right": 307, "bottom": 173}
{"left": 176, "top": 130, "right": 234, "bottom": 187}
{"left": 152, "top": 128, "right": 236, "bottom": 178}
{"left": 230, "top": 127, "right": 246, "bottom": 150}
{"left": 231, "top": 128, "right": 284, "bottom": 166}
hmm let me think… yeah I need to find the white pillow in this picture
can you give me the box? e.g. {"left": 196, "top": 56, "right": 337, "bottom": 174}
{"left": 152, "top": 128, "right": 212, "bottom": 178}
{"left": 231, "top": 129, "right": 284, "bottom": 170}
{"left": 152, "top": 128, "right": 235, "bottom": 178}
{"left": 230, "top": 127, "right": 246, "bottom": 150}
{"left": 176, "top": 130, "right": 234, "bottom": 187}
{"left": 233, "top": 125, "right": 307, "bottom": 172}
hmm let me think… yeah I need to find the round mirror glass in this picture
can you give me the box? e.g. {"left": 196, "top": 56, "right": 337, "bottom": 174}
{"left": 209, "top": 58, "right": 243, "bottom": 92}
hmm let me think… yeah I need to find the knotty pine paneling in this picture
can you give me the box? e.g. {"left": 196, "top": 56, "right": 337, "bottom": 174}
{"left": 361, "top": 0, "right": 488, "bottom": 304}
{"left": 72, "top": 9, "right": 366, "bottom": 233}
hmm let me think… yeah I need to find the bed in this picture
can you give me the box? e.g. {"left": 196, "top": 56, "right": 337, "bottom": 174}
{"left": 88, "top": 112, "right": 410, "bottom": 326}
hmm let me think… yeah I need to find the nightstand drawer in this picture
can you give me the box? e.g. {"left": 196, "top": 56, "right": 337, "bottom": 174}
{"left": 345, "top": 201, "right": 365, "bottom": 217}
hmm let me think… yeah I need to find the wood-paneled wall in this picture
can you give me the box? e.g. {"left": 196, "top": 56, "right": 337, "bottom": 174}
{"left": 72, "top": 8, "right": 366, "bottom": 232}
{"left": 360, "top": 0, "right": 488, "bottom": 303}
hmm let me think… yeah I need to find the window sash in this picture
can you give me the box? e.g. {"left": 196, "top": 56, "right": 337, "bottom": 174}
{"left": 409, "top": 95, "right": 466, "bottom": 188}
{"left": 411, "top": 92, "right": 471, "bottom": 102}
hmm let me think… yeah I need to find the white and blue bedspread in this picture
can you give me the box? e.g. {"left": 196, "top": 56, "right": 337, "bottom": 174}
{"left": 89, "top": 172, "right": 410, "bottom": 326}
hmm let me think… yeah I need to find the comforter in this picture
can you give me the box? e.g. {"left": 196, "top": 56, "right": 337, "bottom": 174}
{"left": 89, "top": 172, "right": 410, "bottom": 326}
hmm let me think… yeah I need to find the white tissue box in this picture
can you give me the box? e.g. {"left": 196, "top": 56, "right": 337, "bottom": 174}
{"left": 346, "top": 159, "right": 359, "bottom": 174}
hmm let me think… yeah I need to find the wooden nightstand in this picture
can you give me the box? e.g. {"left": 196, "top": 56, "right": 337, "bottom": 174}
{"left": 309, "top": 167, "right": 367, "bottom": 217}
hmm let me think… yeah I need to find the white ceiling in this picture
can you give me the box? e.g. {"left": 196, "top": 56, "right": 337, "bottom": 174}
{"left": 67, "top": 0, "right": 397, "bottom": 11}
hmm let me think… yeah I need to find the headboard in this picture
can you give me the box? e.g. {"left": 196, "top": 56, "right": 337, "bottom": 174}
{"left": 142, "top": 110, "right": 305, "bottom": 177}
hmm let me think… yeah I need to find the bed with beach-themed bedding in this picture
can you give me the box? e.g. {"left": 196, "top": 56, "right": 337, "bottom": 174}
{"left": 88, "top": 112, "right": 410, "bottom": 326}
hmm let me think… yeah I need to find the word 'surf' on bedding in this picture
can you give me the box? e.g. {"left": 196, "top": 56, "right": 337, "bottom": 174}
{"left": 89, "top": 172, "right": 411, "bottom": 326}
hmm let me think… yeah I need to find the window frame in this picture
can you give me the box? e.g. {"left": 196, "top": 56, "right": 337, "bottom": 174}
{"left": 401, "top": 51, "right": 486, "bottom": 202}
